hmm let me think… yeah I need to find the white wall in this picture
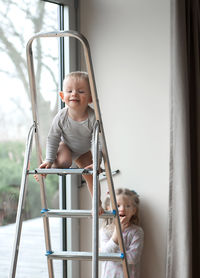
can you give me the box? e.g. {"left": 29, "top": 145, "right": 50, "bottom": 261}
{"left": 79, "top": 1, "right": 170, "bottom": 278}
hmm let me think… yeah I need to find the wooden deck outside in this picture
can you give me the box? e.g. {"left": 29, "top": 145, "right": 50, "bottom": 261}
{"left": 0, "top": 217, "right": 62, "bottom": 278}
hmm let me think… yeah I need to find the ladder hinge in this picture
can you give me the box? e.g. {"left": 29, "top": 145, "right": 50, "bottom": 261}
{"left": 33, "top": 121, "right": 37, "bottom": 133}
{"left": 97, "top": 120, "right": 101, "bottom": 133}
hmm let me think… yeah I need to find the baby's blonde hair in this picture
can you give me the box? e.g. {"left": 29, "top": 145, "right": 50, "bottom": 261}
{"left": 64, "top": 71, "right": 89, "bottom": 86}
{"left": 103, "top": 188, "right": 140, "bottom": 231}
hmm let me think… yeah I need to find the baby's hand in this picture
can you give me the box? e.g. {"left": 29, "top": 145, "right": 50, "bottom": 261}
{"left": 34, "top": 161, "right": 53, "bottom": 182}
{"left": 39, "top": 161, "right": 53, "bottom": 178}
{"left": 40, "top": 161, "right": 53, "bottom": 169}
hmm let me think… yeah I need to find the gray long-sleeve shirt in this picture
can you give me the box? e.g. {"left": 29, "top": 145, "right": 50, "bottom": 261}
{"left": 45, "top": 106, "right": 96, "bottom": 162}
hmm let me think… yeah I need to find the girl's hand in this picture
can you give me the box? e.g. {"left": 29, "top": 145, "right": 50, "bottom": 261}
{"left": 120, "top": 216, "right": 130, "bottom": 232}
{"left": 111, "top": 216, "right": 130, "bottom": 244}
{"left": 92, "top": 202, "right": 104, "bottom": 216}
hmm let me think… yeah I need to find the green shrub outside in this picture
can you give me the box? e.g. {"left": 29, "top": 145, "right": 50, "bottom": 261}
{"left": 0, "top": 141, "right": 58, "bottom": 225}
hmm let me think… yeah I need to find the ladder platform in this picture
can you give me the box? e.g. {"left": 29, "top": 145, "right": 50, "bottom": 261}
{"left": 28, "top": 168, "right": 93, "bottom": 175}
{"left": 41, "top": 209, "right": 116, "bottom": 218}
{"left": 46, "top": 251, "right": 124, "bottom": 261}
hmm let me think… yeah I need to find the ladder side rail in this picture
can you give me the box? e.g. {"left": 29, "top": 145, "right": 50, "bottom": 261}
{"left": 25, "top": 31, "right": 93, "bottom": 278}
{"left": 26, "top": 40, "right": 54, "bottom": 278}
{"left": 92, "top": 121, "right": 100, "bottom": 278}
{"left": 9, "top": 124, "right": 35, "bottom": 278}
{"left": 82, "top": 35, "right": 130, "bottom": 278}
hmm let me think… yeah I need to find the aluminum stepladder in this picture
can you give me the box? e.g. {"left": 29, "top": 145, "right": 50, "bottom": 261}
{"left": 9, "top": 30, "right": 130, "bottom": 278}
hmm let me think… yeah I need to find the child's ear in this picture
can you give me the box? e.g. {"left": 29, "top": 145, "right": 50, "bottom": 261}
{"left": 59, "top": 91, "right": 64, "bottom": 101}
{"left": 132, "top": 206, "right": 137, "bottom": 215}
{"left": 88, "top": 95, "right": 93, "bottom": 104}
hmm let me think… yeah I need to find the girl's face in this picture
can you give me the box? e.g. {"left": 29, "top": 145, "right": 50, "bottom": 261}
{"left": 116, "top": 194, "right": 136, "bottom": 224}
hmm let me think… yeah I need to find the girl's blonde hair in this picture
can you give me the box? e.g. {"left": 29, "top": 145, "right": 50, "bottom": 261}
{"left": 103, "top": 188, "right": 140, "bottom": 231}
{"left": 115, "top": 188, "right": 140, "bottom": 225}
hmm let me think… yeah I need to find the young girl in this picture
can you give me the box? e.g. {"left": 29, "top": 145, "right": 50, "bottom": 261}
{"left": 100, "top": 188, "right": 144, "bottom": 278}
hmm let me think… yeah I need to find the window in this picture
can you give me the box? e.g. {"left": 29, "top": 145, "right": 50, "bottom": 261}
{"left": 0, "top": 1, "right": 61, "bottom": 277}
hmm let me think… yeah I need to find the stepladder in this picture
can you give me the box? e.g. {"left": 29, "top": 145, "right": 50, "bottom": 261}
{"left": 9, "top": 30, "right": 130, "bottom": 278}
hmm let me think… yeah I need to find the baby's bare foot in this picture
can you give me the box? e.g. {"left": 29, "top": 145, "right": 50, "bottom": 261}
{"left": 34, "top": 173, "right": 47, "bottom": 182}
{"left": 98, "top": 205, "right": 104, "bottom": 216}
{"left": 34, "top": 174, "right": 39, "bottom": 182}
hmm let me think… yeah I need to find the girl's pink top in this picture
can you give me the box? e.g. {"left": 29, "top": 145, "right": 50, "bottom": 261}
{"left": 100, "top": 224, "right": 144, "bottom": 278}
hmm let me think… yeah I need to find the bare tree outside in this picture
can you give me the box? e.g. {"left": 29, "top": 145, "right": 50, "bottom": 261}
{"left": 0, "top": 0, "right": 59, "bottom": 140}
{"left": 0, "top": 0, "right": 60, "bottom": 225}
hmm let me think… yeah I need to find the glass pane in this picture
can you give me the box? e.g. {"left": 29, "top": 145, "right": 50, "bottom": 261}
{"left": 0, "top": 1, "right": 62, "bottom": 277}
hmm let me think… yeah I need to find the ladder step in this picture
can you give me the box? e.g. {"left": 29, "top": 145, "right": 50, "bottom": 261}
{"left": 41, "top": 209, "right": 116, "bottom": 218}
{"left": 28, "top": 168, "right": 93, "bottom": 175}
{"left": 46, "top": 251, "right": 124, "bottom": 261}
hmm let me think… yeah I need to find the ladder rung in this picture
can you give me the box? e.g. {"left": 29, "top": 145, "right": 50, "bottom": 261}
{"left": 28, "top": 168, "right": 93, "bottom": 175}
{"left": 41, "top": 209, "right": 116, "bottom": 218}
{"left": 46, "top": 251, "right": 124, "bottom": 261}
